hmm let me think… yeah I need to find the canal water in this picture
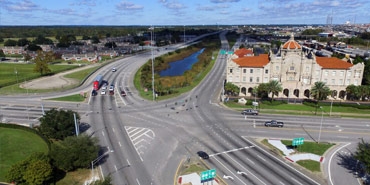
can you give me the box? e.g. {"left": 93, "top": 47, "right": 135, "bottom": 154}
{"left": 159, "top": 48, "right": 205, "bottom": 77}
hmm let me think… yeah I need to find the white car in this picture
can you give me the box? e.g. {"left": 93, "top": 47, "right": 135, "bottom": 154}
{"left": 102, "top": 86, "right": 107, "bottom": 90}
{"left": 101, "top": 90, "right": 106, "bottom": 95}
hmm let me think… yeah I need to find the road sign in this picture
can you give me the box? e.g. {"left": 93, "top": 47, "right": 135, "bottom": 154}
{"left": 292, "top": 137, "right": 304, "bottom": 146}
{"left": 220, "top": 50, "right": 226, "bottom": 55}
{"left": 200, "top": 169, "right": 216, "bottom": 183}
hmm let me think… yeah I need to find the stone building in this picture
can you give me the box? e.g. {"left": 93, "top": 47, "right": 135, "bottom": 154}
{"left": 226, "top": 34, "right": 365, "bottom": 100}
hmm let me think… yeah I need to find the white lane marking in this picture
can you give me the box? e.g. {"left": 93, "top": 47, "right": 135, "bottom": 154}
{"left": 118, "top": 141, "right": 122, "bottom": 147}
{"left": 130, "top": 128, "right": 146, "bottom": 138}
{"left": 112, "top": 127, "right": 115, "bottom": 133}
{"left": 279, "top": 181, "right": 285, "bottom": 185}
{"left": 243, "top": 137, "right": 321, "bottom": 185}
{"left": 193, "top": 102, "right": 204, "bottom": 122}
{"left": 291, "top": 177, "right": 303, "bottom": 185}
{"left": 256, "top": 155, "right": 266, "bottom": 162}
{"left": 102, "top": 131, "right": 105, "bottom": 136}
{"left": 225, "top": 153, "right": 266, "bottom": 185}
{"left": 210, "top": 146, "right": 255, "bottom": 156}
{"left": 329, "top": 143, "right": 351, "bottom": 185}
{"left": 213, "top": 156, "right": 247, "bottom": 185}
{"left": 114, "top": 165, "right": 118, "bottom": 171}
{"left": 136, "top": 178, "right": 141, "bottom": 185}
{"left": 127, "top": 159, "right": 131, "bottom": 166}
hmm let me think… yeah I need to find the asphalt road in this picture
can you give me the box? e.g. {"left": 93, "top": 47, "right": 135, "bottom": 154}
{"left": 0, "top": 31, "right": 369, "bottom": 185}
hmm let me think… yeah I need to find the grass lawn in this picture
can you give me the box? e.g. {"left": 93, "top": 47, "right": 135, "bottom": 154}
{"left": 0, "top": 127, "right": 49, "bottom": 181}
{"left": 48, "top": 94, "right": 86, "bottom": 102}
{"left": 0, "top": 63, "right": 79, "bottom": 88}
{"left": 56, "top": 169, "right": 91, "bottom": 185}
{"left": 281, "top": 140, "right": 335, "bottom": 156}
{"left": 296, "top": 160, "right": 321, "bottom": 172}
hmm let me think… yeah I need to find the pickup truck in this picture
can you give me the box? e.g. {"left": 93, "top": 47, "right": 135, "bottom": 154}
{"left": 264, "top": 120, "right": 284, "bottom": 127}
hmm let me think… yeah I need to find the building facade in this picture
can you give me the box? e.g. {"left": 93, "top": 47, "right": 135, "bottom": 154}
{"left": 226, "top": 35, "right": 365, "bottom": 100}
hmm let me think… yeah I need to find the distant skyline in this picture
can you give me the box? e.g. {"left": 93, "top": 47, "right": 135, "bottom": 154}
{"left": 0, "top": 0, "right": 369, "bottom": 26}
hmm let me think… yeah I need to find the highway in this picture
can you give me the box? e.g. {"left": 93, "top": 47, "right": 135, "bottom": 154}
{"left": 1, "top": 31, "right": 369, "bottom": 185}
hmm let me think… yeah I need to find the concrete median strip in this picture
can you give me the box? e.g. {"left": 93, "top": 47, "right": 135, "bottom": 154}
{"left": 268, "top": 139, "right": 324, "bottom": 163}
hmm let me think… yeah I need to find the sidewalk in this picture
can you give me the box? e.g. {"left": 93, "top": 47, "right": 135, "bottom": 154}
{"left": 268, "top": 139, "right": 324, "bottom": 163}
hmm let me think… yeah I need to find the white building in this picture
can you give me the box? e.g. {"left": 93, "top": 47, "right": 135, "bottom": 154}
{"left": 226, "top": 34, "right": 365, "bottom": 100}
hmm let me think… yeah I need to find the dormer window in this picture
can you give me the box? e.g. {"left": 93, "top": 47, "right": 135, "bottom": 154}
{"left": 290, "top": 66, "right": 295, "bottom": 70}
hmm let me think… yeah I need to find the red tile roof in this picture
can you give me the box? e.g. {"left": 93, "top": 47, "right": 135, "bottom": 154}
{"left": 316, "top": 57, "right": 353, "bottom": 69}
{"left": 232, "top": 54, "right": 269, "bottom": 67}
{"left": 282, "top": 40, "right": 301, "bottom": 49}
{"left": 234, "top": 48, "right": 254, "bottom": 58}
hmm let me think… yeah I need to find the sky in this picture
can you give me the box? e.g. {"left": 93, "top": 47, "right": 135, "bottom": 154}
{"left": 0, "top": 0, "right": 369, "bottom": 26}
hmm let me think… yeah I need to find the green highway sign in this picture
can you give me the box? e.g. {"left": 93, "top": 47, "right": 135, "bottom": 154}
{"left": 227, "top": 51, "right": 234, "bottom": 54}
{"left": 200, "top": 169, "right": 216, "bottom": 183}
{"left": 220, "top": 50, "right": 226, "bottom": 55}
{"left": 292, "top": 137, "right": 304, "bottom": 146}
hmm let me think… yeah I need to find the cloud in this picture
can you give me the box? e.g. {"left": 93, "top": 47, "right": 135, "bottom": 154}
{"left": 116, "top": 1, "right": 144, "bottom": 11}
{"left": 210, "top": 0, "right": 240, "bottom": 3}
{"left": 5, "top": 0, "right": 40, "bottom": 11}
{"left": 197, "top": 5, "right": 215, "bottom": 11}
{"left": 69, "top": 0, "right": 96, "bottom": 6}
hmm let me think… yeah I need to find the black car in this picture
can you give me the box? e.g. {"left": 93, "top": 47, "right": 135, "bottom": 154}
{"left": 91, "top": 90, "right": 97, "bottom": 96}
{"left": 197, "top": 151, "right": 209, "bottom": 159}
{"left": 241, "top": 109, "right": 259, "bottom": 115}
{"left": 121, "top": 90, "right": 126, "bottom": 97}
{"left": 264, "top": 120, "right": 284, "bottom": 127}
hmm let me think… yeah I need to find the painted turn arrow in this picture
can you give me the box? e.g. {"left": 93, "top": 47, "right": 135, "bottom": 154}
{"left": 237, "top": 171, "right": 247, "bottom": 176}
{"left": 223, "top": 175, "right": 234, "bottom": 180}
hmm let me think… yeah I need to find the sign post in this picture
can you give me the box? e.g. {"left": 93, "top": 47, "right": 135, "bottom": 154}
{"left": 200, "top": 169, "right": 216, "bottom": 184}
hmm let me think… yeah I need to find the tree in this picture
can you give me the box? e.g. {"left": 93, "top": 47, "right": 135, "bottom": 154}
{"left": 5, "top": 152, "right": 52, "bottom": 185}
{"left": 311, "top": 81, "right": 331, "bottom": 114}
{"left": 39, "top": 108, "right": 80, "bottom": 140}
{"left": 104, "top": 41, "right": 117, "bottom": 48}
{"left": 33, "top": 50, "right": 53, "bottom": 75}
{"left": 50, "top": 135, "right": 100, "bottom": 171}
{"left": 17, "top": 38, "right": 30, "bottom": 46}
{"left": 91, "top": 36, "right": 100, "bottom": 44}
{"left": 23, "top": 53, "right": 32, "bottom": 62}
{"left": 224, "top": 82, "right": 239, "bottom": 96}
{"left": 354, "top": 139, "right": 370, "bottom": 175}
{"left": 257, "top": 83, "right": 269, "bottom": 98}
{"left": 26, "top": 43, "right": 42, "bottom": 51}
{"left": 0, "top": 49, "right": 5, "bottom": 58}
{"left": 4, "top": 39, "right": 17, "bottom": 46}
{"left": 267, "top": 80, "right": 282, "bottom": 102}
{"left": 346, "top": 84, "right": 359, "bottom": 100}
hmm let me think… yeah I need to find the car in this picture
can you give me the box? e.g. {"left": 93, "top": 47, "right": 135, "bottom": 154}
{"left": 112, "top": 67, "right": 117, "bottom": 72}
{"left": 109, "top": 90, "right": 114, "bottom": 95}
{"left": 264, "top": 120, "right": 284, "bottom": 127}
{"left": 241, "top": 109, "right": 259, "bottom": 115}
{"left": 91, "top": 90, "right": 97, "bottom": 96}
{"left": 197, "top": 151, "right": 209, "bottom": 159}
{"left": 101, "top": 90, "right": 106, "bottom": 95}
{"left": 121, "top": 90, "right": 126, "bottom": 97}
{"left": 109, "top": 85, "right": 114, "bottom": 91}
{"left": 102, "top": 86, "right": 107, "bottom": 90}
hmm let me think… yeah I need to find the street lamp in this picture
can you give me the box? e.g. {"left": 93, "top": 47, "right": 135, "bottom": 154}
{"left": 318, "top": 106, "right": 324, "bottom": 143}
{"left": 91, "top": 150, "right": 113, "bottom": 182}
{"left": 149, "top": 26, "right": 155, "bottom": 101}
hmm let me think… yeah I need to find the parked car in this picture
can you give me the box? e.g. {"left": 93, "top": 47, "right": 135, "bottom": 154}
{"left": 91, "top": 90, "right": 97, "bottom": 96}
{"left": 109, "top": 90, "right": 114, "bottom": 95}
{"left": 264, "top": 120, "right": 284, "bottom": 127}
{"left": 241, "top": 109, "right": 259, "bottom": 115}
{"left": 101, "top": 90, "right": 106, "bottom": 95}
{"left": 102, "top": 85, "right": 107, "bottom": 90}
{"left": 197, "top": 151, "right": 209, "bottom": 159}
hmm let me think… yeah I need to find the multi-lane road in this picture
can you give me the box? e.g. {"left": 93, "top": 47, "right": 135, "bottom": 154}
{"left": 1, "top": 31, "right": 369, "bottom": 185}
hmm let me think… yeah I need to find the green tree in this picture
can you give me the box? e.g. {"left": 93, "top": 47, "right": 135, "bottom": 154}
{"left": 267, "top": 80, "right": 283, "bottom": 102}
{"left": 257, "top": 82, "right": 269, "bottom": 98}
{"left": 24, "top": 160, "right": 53, "bottom": 185}
{"left": 17, "top": 38, "right": 30, "bottom": 46}
{"left": 224, "top": 82, "right": 239, "bottom": 96}
{"left": 346, "top": 84, "right": 359, "bottom": 100}
{"left": 39, "top": 108, "right": 80, "bottom": 140}
{"left": 0, "top": 49, "right": 5, "bottom": 58}
{"left": 311, "top": 81, "right": 331, "bottom": 114}
{"left": 50, "top": 135, "right": 100, "bottom": 171}
{"left": 24, "top": 53, "right": 32, "bottom": 62}
{"left": 5, "top": 153, "right": 51, "bottom": 185}
{"left": 27, "top": 43, "right": 42, "bottom": 51}
{"left": 354, "top": 139, "right": 370, "bottom": 175}
{"left": 33, "top": 50, "right": 53, "bottom": 75}
{"left": 4, "top": 39, "right": 17, "bottom": 46}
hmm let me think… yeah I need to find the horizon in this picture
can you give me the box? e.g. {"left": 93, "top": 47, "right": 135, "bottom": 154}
{"left": 0, "top": 0, "right": 369, "bottom": 26}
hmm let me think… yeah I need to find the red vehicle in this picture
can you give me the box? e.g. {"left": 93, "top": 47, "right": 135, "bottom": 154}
{"left": 93, "top": 74, "right": 103, "bottom": 90}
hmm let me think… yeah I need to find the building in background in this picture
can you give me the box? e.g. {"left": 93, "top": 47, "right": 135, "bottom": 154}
{"left": 226, "top": 34, "right": 365, "bottom": 100}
